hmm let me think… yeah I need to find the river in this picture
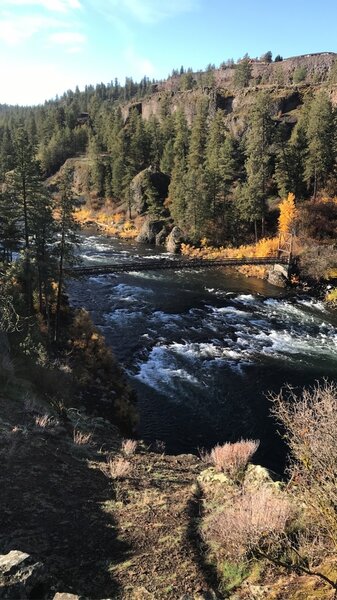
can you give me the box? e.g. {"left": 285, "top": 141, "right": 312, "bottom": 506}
{"left": 67, "top": 231, "right": 337, "bottom": 473}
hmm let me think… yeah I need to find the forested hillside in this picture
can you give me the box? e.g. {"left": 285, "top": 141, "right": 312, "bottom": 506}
{"left": 1, "top": 52, "right": 337, "bottom": 254}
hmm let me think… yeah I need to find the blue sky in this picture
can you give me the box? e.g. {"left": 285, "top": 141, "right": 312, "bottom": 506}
{"left": 1, "top": 0, "right": 336, "bottom": 105}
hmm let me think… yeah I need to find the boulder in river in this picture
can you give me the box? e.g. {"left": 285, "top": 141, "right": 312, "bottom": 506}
{"left": 166, "top": 226, "right": 185, "bottom": 253}
{"left": 267, "top": 264, "right": 289, "bottom": 288}
{"left": 136, "top": 219, "right": 166, "bottom": 244}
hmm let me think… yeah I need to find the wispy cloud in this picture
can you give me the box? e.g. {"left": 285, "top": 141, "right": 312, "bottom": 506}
{"left": 90, "top": 0, "right": 199, "bottom": 25}
{"left": 123, "top": 45, "right": 156, "bottom": 77}
{"left": 49, "top": 30, "right": 86, "bottom": 52}
{"left": 4, "top": 0, "right": 81, "bottom": 13}
{"left": 0, "top": 14, "right": 61, "bottom": 45}
{"left": 123, "top": 0, "right": 199, "bottom": 23}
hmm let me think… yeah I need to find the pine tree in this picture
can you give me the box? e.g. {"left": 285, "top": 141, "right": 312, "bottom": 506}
{"left": 160, "top": 139, "right": 175, "bottom": 175}
{"left": 167, "top": 111, "right": 189, "bottom": 229}
{"left": 30, "top": 187, "right": 56, "bottom": 319}
{"left": 234, "top": 59, "right": 252, "bottom": 88}
{"left": 54, "top": 167, "right": 79, "bottom": 342}
{"left": 244, "top": 92, "right": 274, "bottom": 239}
{"left": 0, "top": 188, "right": 20, "bottom": 262}
{"left": 188, "top": 99, "right": 209, "bottom": 171}
{"left": 304, "top": 91, "right": 335, "bottom": 199}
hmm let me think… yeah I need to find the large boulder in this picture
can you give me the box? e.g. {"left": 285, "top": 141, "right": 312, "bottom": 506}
{"left": 130, "top": 167, "right": 170, "bottom": 216}
{"left": 267, "top": 264, "right": 288, "bottom": 288}
{"left": 136, "top": 219, "right": 166, "bottom": 245}
{"left": 166, "top": 227, "right": 185, "bottom": 253}
{"left": 0, "top": 550, "right": 46, "bottom": 599}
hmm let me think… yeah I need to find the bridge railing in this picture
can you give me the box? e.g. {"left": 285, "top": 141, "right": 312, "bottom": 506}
{"left": 65, "top": 254, "right": 289, "bottom": 276}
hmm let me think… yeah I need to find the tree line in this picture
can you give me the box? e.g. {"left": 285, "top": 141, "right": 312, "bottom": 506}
{"left": 0, "top": 77, "right": 337, "bottom": 249}
{"left": 0, "top": 126, "right": 78, "bottom": 342}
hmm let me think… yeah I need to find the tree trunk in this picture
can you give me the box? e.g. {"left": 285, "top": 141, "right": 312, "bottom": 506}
{"left": 54, "top": 227, "right": 65, "bottom": 343}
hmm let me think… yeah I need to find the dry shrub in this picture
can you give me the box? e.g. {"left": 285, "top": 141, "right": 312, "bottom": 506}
{"left": 203, "top": 487, "right": 292, "bottom": 561}
{"left": 34, "top": 414, "right": 58, "bottom": 428}
{"left": 105, "top": 457, "right": 132, "bottom": 480}
{"left": 73, "top": 429, "right": 93, "bottom": 446}
{"left": 121, "top": 438, "right": 137, "bottom": 456}
{"left": 271, "top": 381, "right": 337, "bottom": 548}
{"left": 208, "top": 439, "right": 260, "bottom": 479}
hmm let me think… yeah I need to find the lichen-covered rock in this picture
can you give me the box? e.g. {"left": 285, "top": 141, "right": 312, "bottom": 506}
{"left": 166, "top": 226, "right": 185, "bottom": 253}
{"left": 243, "top": 464, "right": 281, "bottom": 490}
{"left": 0, "top": 550, "right": 45, "bottom": 599}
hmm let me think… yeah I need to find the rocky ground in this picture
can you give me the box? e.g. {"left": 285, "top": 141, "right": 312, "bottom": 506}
{"left": 1, "top": 381, "right": 336, "bottom": 599}
{"left": 0, "top": 384, "right": 217, "bottom": 599}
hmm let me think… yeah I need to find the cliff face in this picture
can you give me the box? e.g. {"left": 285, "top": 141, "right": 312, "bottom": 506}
{"left": 121, "top": 52, "right": 337, "bottom": 130}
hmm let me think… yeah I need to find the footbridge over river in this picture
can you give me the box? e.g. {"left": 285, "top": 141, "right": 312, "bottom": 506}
{"left": 65, "top": 233, "right": 294, "bottom": 277}
{"left": 65, "top": 255, "right": 291, "bottom": 277}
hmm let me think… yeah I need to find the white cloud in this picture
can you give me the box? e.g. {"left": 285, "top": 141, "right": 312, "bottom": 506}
{"left": 4, "top": 0, "right": 81, "bottom": 13}
{"left": 0, "top": 14, "right": 60, "bottom": 45}
{"left": 0, "top": 59, "right": 88, "bottom": 104}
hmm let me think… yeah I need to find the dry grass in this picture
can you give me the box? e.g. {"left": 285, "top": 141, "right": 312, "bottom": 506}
{"left": 121, "top": 439, "right": 137, "bottom": 457}
{"left": 73, "top": 429, "right": 93, "bottom": 446}
{"left": 104, "top": 457, "right": 132, "bottom": 480}
{"left": 207, "top": 439, "right": 260, "bottom": 479}
{"left": 34, "top": 414, "right": 58, "bottom": 429}
{"left": 203, "top": 487, "right": 292, "bottom": 561}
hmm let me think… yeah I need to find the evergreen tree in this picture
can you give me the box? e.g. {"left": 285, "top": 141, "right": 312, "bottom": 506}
{"left": 188, "top": 99, "right": 209, "bottom": 170}
{"left": 30, "top": 187, "right": 56, "bottom": 320}
{"left": 304, "top": 91, "right": 335, "bottom": 198}
{"left": 244, "top": 92, "right": 274, "bottom": 239}
{"left": 0, "top": 187, "right": 20, "bottom": 262}
{"left": 54, "top": 167, "right": 79, "bottom": 342}
{"left": 185, "top": 165, "right": 211, "bottom": 241}
{"left": 167, "top": 111, "right": 190, "bottom": 228}
{"left": 160, "top": 139, "right": 175, "bottom": 175}
{"left": 234, "top": 59, "right": 252, "bottom": 88}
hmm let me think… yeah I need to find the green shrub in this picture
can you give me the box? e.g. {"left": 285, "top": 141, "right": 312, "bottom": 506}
{"left": 221, "top": 560, "right": 249, "bottom": 592}
{"left": 293, "top": 66, "right": 307, "bottom": 84}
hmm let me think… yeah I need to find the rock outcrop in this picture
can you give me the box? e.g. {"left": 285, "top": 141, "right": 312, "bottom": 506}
{"left": 0, "top": 550, "right": 46, "bottom": 599}
{"left": 130, "top": 167, "right": 170, "bottom": 216}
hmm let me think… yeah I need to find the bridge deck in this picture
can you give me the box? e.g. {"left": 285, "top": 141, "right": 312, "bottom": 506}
{"left": 65, "top": 256, "right": 289, "bottom": 276}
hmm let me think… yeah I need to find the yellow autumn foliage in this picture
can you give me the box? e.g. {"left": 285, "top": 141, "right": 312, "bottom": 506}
{"left": 278, "top": 193, "right": 298, "bottom": 234}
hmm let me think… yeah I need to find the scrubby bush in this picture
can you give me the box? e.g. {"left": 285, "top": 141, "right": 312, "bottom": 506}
{"left": 121, "top": 438, "right": 137, "bottom": 456}
{"left": 207, "top": 439, "right": 259, "bottom": 480}
{"left": 203, "top": 487, "right": 292, "bottom": 562}
{"left": 271, "top": 382, "right": 337, "bottom": 551}
{"left": 105, "top": 457, "right": 132, "bottom": 480}
{"left": 293, "top": 66, "right": 307, "bottom": 84}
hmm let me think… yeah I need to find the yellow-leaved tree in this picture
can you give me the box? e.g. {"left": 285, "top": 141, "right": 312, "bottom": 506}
{"left": 278, "top": 193, "right": 298, "bottom": 234}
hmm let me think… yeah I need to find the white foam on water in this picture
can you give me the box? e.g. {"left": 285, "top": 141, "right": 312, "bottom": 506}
{"left": 112, "top": 283, "right": 154, "bottom": 297}
{"left": 134, "top": 345, "right": 200, "bottom": 397}
{"left": 105, "top": 308, "right": 144, "bottom": 326}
